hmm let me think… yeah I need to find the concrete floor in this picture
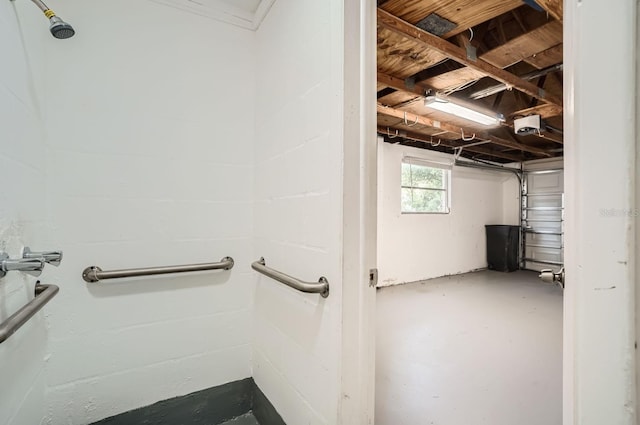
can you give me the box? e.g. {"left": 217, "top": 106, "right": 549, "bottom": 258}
{"left": 375, "top": 270, "right": 563, "bottom": 425}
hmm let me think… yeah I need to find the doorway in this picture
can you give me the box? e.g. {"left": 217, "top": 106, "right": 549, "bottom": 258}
{"left": 374, "top": 2, "right": 565, "bottom": 421}
{"left": 362, "top": 1, "right": 637, "bottom": 424}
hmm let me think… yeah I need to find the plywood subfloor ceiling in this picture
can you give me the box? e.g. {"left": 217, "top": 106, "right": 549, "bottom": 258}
{"left": 377, "top": 0, "right": 564, "bottom": 163}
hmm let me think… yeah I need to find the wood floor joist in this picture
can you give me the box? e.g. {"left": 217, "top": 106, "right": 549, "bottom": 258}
{"left": 378, "top": 126, "right": 524, "bottom": 162}
{"left": 377, "top": 104, "right": 552, "bottom": 157}
{"left": 480, "top": 21, "right": 562, "bottom": 69}
{"left": 379, "top": 0, "right": 523, "bottom": 39}
{"left": 536, "top": 131, "right": 563, "bottom": 144}
{"left": 510, "top": 103, "right": 563, "bottom": 120}
{"left": 376, "top": 75, "right": 564, "bottom": 146}
{"left": 377, "top": 8, "right": 563, "bottom": 108}
{"left": 377, "top": 72, "right": 430, "bottom": 97}
{"left": 524, "top": 43, "right": 563, "bottom": 69}
{"left": 534, "top": 0, "right": 562, "bottom": 22}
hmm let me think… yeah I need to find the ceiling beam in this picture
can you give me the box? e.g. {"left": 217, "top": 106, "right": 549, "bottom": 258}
{"left": 506, "top": 102, "right": 564, "bottom": 144}
{"left": 510, "top": 103, "right": 563, "bottom": 120}
{"left": 536, "top": 131, "right": 563, "bottom": 144}
{"left": 377, "top": 75, "right": 563, "bottom": 146}
{"left": 469, "top": 64, "right": 563, "bottom": 100}
{"left": 377, "top": 71, "right": 430, "bottom": 96}
{"left": 535, "top": 0, "right": 563, "bottom": 21}
{"left": 377, "top": 104, "right": 552, "bottom": 157}
{"left": 377, "top": 126, "right": 524, "bottom": 162}
{"left": 377, "top": 8, "right": 563, "bottom": 108}
{"left": 480, "top": 21, "right": 562, "bottom": 69}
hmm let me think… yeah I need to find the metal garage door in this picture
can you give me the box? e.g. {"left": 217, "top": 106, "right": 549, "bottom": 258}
{"left": 521, "top": 169, "right": 564, "bottom": 272}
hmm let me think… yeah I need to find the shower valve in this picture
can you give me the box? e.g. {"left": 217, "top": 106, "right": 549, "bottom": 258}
{"left": 0, "top": 253, "right": 45, "bottom": 278}
{"left": 22, "top": 247, "right": 63, "bottom": 266}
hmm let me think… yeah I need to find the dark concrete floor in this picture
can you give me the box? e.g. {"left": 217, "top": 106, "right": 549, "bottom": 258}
{"left": 219, "top": 413, "right": 260, "bottom": 425}
{"left": 375, "top": 270, "right": 563, "bottom": 425}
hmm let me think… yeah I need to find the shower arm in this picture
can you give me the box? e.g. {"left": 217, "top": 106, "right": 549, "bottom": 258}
{"left": 8, "top": 0, "right": 54, "bottom": 13}
{"left": 29, "top": 0, "right": 50, "bottom": 13}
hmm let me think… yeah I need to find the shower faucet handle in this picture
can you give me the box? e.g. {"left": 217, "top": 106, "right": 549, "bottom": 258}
{"left": 22, "top": 247, "right": 63, "bottom": 266}
{"left": 0, "top": 253, "right": 45, "bottom": 278}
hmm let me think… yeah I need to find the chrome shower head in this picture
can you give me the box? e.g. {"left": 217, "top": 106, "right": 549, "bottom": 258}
{"left": 48, "top": 15, "right": 75, "bottom": 39}
{"left": 28, "top": 0, "right": 75, "bottom": 39}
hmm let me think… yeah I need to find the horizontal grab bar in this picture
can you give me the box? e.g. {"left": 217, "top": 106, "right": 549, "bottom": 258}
{"left": 0, "top": 283, "right": 59, "bottom": 344}
{"left": 82, "top": 257, "right": 234, "bottom": 283}
{"left": 251, "top": 257, "right": 329, "bottom": 298}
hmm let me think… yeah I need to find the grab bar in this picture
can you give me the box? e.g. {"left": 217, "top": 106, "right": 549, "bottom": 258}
{"left": 251, "top": 257, "right": 329, "bottom": 298}
{"left": 82, "top": 257, "right": 235, "bottom": 283}
{"left": 0, "top": 282, "right": 59, "bottom": 344}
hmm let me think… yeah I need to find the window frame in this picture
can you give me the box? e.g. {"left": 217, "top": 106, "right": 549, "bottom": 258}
{"left": 400, "top": 157, "right": 452, "bottom": 215}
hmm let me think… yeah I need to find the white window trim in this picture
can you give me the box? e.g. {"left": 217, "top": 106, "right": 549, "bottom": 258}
{"left": 401, "top": 156, "right": 452, "bottom": 214}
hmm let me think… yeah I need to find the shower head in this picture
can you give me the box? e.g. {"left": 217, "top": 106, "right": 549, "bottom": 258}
{"left": 29, "top": 0, "right": 75, "bottom": 39}
{"left": 48, "top": 15, "right": 75, "bottom": 39}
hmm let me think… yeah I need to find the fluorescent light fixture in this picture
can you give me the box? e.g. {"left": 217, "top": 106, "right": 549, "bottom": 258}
{"left": 424, "top": 94, "right": 505, "bottom": 126}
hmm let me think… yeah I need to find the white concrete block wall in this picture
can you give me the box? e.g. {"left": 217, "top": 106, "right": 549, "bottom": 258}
{"left": 0, "top": 2, "right": 48, "bottom": 425}
{"left": 377, "top": 142, "right": 513, "bottom": 286}
{"left": 21, "top": 1, "right": 257, "bottom": 423}
{"left": 253, "top": 0, "right": 344, "bottom": 424}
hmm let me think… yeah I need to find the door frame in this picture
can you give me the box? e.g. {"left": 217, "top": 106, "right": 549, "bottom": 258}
{"left": 340, "top": 0, "right": 377, "bottom": 423}
{"left": 348, "top": 1, "right": 639, "bottom": 424}
{"left": 563, "top": 0, "right": 637, "bottom": 423}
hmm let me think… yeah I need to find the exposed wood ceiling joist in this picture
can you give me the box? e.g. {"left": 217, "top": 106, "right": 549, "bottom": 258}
{"left": 480, "top": 20, "right": 562, "bottom": 69}
{"left": 378, "top": 126, "right": 525, "bottom": 162}
{"left": 524, "top": 43, "right": 563, "bottom": 69}
{"left": 377, "top": 8, "right": 563, "bottom": 107}
{"left": 379, "top": 0, "right": 524, "bottom": 39}
{"left": 377, "top": 103, "right": 552, "bottom": 157}
{"left": 468, "top": 63, "right": 562, "bottom": 100}
{"left": 420, "top": 67, "right": 486, "bottom": 92}
{"left": 377, "top": 28, "right": 448, "bottom": 79}
{"left": 377, "top": 71, "right": 564, "bottom": 145}
{"left": 534, "top": 131, "right": 563, "bottom": 144}
{"left": 378, "top": 71, "right": 430, "bottom": 96}
{"left": 534, "top": 0, "right": 563, "bottom": 22}
{"left": 510, "top": 103, "right": 562, "bottom": 120}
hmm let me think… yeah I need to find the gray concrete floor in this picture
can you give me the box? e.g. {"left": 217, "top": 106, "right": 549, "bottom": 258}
{"left": 375, "top": 270, "right": 563, "bottom": 425}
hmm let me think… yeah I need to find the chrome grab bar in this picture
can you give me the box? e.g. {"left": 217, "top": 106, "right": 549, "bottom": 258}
{"left": 0, "top": 282, "right": 59, "bottom": 344}
{"left": 251, "top": 257, "right": 329, "bottom": 298}
{"left": 82, "top": 257, "right": 235, "bottom": 283}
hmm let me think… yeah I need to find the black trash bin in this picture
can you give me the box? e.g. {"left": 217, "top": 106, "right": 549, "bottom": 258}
{"left": 485, "top": 225, "right": 520, "bottom": 272}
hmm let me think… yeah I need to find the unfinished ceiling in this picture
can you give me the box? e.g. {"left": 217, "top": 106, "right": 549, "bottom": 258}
{"left": 377, "top": 0, "right": 563, "bottom": 163}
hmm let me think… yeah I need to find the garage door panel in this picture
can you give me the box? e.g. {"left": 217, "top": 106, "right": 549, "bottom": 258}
{"left": 525, "top": 246, "right": 563, "bottom": 263}
{"left": 526, "top": 171, "right": 563, "bottom": 193}
{"left": 524, "top": 232, "right": 562, "bottom": 247}
{"left": 522, "top": 169, "right": 564, "bottom": 272}
{"left": 527, "top": 194, "right": 563, "bottom": 209}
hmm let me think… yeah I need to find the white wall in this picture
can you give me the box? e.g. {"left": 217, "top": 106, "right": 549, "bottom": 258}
{"left": 252, "top": 0, "right": 344, "bottom": 424}
{"left": 0, "top": 2, "right": 48, "bottom": 424}
{"left": 14, "top": 1, "right": 257, "bottom": 423}
{"left": 377, "top": 141, "right": 518, "bottom": 286}
{"left": 4, "top": 1, "right": 352, "bottom": 424}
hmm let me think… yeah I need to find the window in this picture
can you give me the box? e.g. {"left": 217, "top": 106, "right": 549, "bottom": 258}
{"left": 401, "top": 157, "right": 451, "bottom": 214}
